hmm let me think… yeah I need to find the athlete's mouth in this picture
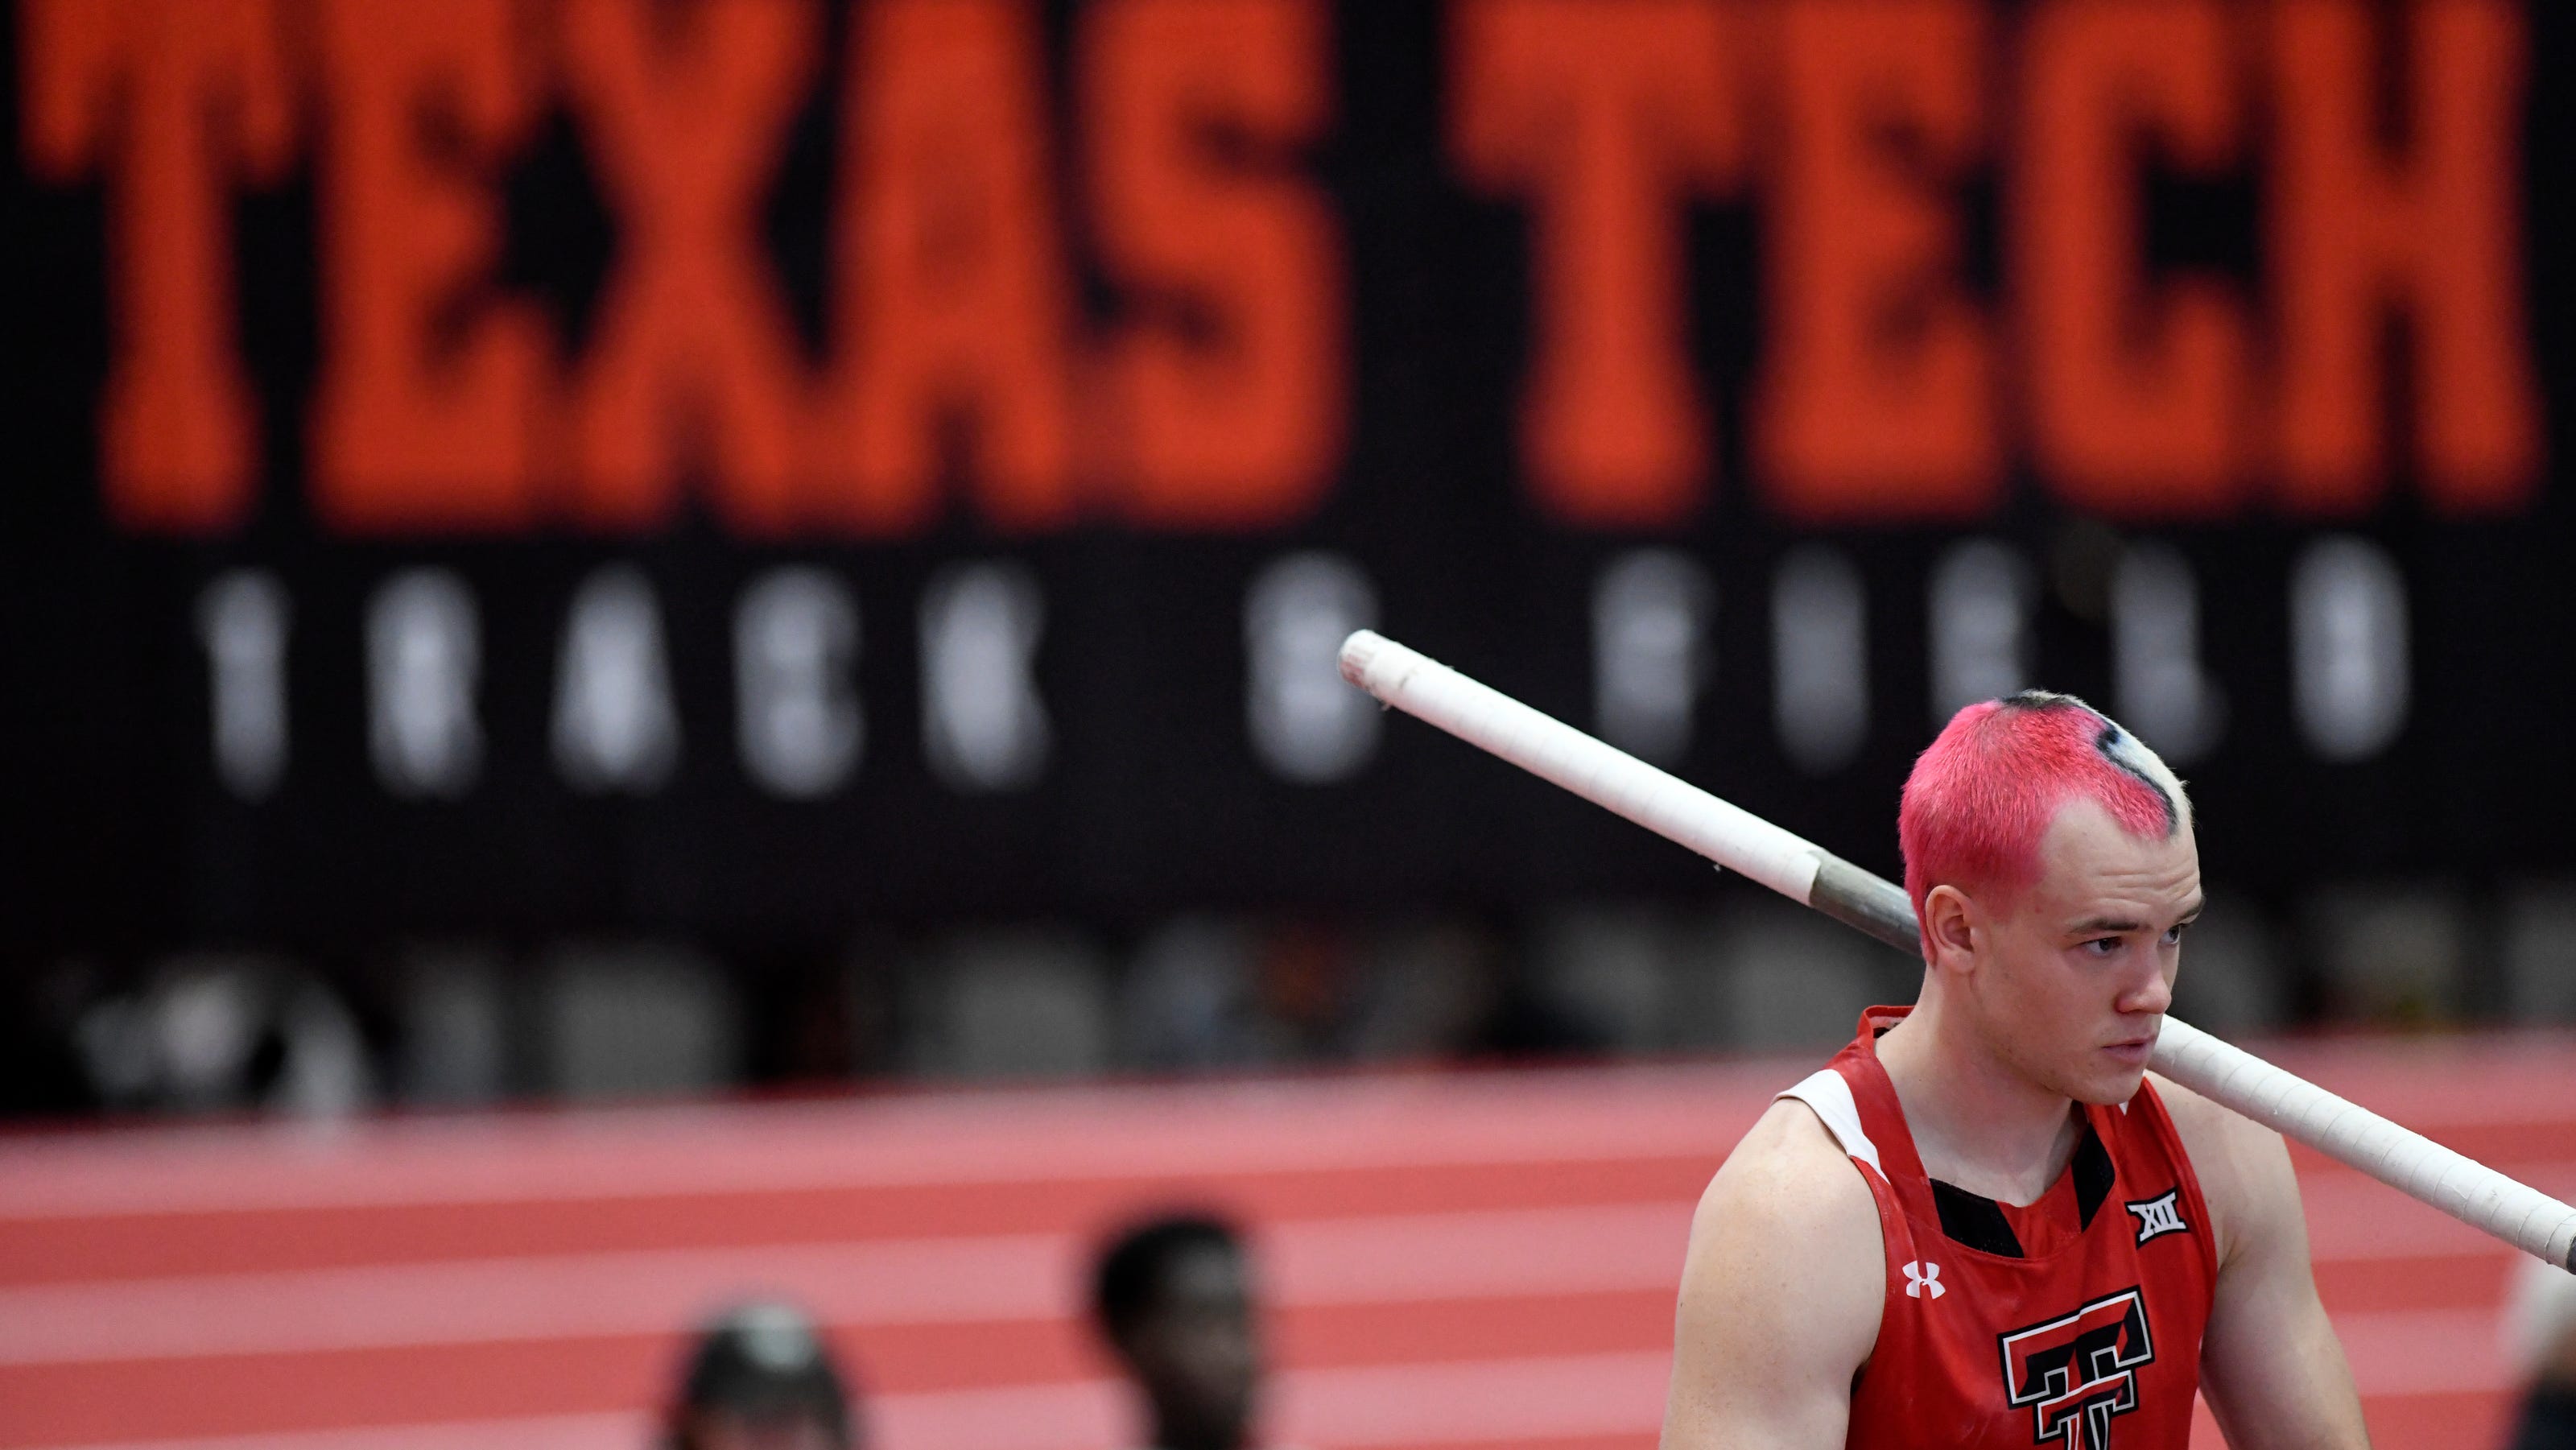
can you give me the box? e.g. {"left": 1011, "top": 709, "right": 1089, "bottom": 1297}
{"left": 2103, "top": 1031, "right": 2160, "bottom": 1063}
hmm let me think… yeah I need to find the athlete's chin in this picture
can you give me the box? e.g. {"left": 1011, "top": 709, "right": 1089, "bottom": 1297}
{"left": 2069, "top": 1067, "right": 2149, "bottom": 1107}
{"left": 2069, "top": 1047, "right": 2155, "bottom": 1105}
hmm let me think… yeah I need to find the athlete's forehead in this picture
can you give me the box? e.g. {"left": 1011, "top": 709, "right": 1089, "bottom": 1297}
{"left": 2025, "top": 795, "right": 2202, "bottom": 928}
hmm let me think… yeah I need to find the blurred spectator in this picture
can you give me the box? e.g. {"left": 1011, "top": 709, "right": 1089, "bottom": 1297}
{"left": 1092, "top": 1214, "right": 1264, "bottom": 1450}
{"left": 664, "top": 1302, "right": 857, "bottom": 1450}
{"left": 1257, "top": 923, "right": 1358, "bottom": 1062}
{"left": 73, "top": 954, "right": 372, "bottom": 1117}
{"left": 2507, "top": 1260, "right": 2576, "bottom": 1448}
{"left": 1121, "top": 918, "right": 1268, "bottom": 1070}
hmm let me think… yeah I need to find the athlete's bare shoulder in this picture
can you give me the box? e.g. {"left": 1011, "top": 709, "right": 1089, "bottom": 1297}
{"left": 1662, "top": 1098, "right": 1883, "bottom": 1449}
{"left": 2143, "top": 1070, "right": 2298, "bottom": 1269}
{"left": 2144, "top": 1079, "right": 2370, "bottom": 1444}
{"left": 2143, "top": 1067, "right": 2234, "bottom": 1141}
{"left": 1701, "top": 1094, "right": 1885, "bottom": 1237}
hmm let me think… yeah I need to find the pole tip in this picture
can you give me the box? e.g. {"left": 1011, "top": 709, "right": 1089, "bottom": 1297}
{"left": 1338, "top": 630, "right": 1386, "bottom": 688}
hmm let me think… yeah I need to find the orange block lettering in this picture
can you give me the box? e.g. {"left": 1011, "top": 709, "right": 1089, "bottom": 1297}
{"left": 1451, "top": 0, "right": 1740, "bottom": 528}
{"left": 823, "top": 0, "right": 1079, "bottom": 534}
{"left": 1758, "top": 0, "right": 1997, "bottom": 521}
{"left": 1085, "top": 0, "right": 1344, "bottom": 531}
{"left": 21, "top": 0, "right": 291, "bottom": 532}
{"left": 2270, "top": 0, "right": 2539, "bottom": 514}
{"left": 308, "top": 0, "right": 550, "bottom": 532}
{"left": 561, "top": 0, "right": 820, "bottom": 535}
{"left": 2018, "top": 0, "right": 2247, "bottom": 518}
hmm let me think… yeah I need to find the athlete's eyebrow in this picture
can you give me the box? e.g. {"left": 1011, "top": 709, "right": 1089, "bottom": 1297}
{"left": 2069, "top": 897, "right": 2205, "bottom": 936}
{"left": 2069, "top": 915, "right": 2146, "bottom": 935}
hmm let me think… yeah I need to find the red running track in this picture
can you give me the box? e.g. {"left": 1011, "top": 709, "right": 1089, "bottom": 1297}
{"left": 2, "top": 1035, "right": 2568, "bottom": 1450}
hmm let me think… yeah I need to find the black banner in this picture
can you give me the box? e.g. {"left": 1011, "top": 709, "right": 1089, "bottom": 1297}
{"left": 6, "top": 0, "right": 2570, "bottom": 950}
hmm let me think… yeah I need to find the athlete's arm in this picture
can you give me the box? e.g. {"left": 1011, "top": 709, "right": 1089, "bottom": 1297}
{"left": 2152, "top": 1072, "right": 2372, "bottom": 1450}
{"left": 1661, "top": 1098, "right": 1884, "bottom": 1450}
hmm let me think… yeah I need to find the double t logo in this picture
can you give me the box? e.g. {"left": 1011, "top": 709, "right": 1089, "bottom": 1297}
{"left": 1998, "top": 1287, "right": 2156, "bottom": 1450}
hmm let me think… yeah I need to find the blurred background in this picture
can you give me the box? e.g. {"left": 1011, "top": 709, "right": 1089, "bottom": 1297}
{"left": 5, "top": 0, "right": 2574, "bottom": 1446}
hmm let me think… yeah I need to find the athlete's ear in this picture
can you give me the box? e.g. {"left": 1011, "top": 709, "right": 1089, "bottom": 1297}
{"left": 1922, "top": 884, "right": 1979, "bottom": 977}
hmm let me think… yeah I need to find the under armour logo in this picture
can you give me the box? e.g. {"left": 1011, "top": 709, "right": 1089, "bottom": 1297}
{"left": 2126, "top": 1189, "right": 2188, "bottom": 1246}
{"left": 1904, "top": 1261, "right": 1945, "bottom": 1299}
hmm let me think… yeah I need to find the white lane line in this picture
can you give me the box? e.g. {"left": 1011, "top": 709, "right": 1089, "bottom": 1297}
{"left": 6, "top": 1047, "right": 2566, "bottom": 1221}
{"left": 5, "top": 1413, "right": 651, "bottom": 1450}
{"left": 1274, "top": 1351, "right": 1671, "bottom": 1446}
{"left": 3, "top": 1318, "right": 2493, "bottom": 1450}
{"left": 0, "top": 1203, "right": 1693, "bottom": 1367}
{"left": 2300, "top": 1162, "right": 2576, "bottom": 1262}
{"left": 6, "top": 1149, "right": 2557, "bottom": 1372}
{"left": 875, "top": 1377, "right": 1125, "bottom": 1450}
{"left": 5, "top": 1352, "right": 1674, "bottom": 1450}
{"left": 0, "top": 1070, "right": 1781, "bottom": 1220}
{"left": 5, "top": 1156, "right": 2558, "bottom": 1372}
{"left": 2334, "top": 1307, "right": 2511, "bottom": 1395}
{"left": 0, "top": 1234, "right": 1069, "bottom": 1368}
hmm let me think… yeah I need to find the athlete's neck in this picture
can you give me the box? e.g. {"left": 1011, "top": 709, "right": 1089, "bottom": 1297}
{"left": 1873, "top": 990, "right": 2084, "bottom": 1206}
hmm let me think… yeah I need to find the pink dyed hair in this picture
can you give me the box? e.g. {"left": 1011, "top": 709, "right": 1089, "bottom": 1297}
{"left": 1898, "top": 692, "right": 2188, "bottom": 947}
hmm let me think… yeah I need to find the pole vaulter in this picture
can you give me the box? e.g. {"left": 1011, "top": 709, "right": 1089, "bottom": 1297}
{"left": 1338, "top": 629, "right": 2576, "bottom": 1273}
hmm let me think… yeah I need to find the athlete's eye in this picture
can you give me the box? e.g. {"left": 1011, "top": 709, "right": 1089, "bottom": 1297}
{"left": 2163, "top": 920, "right": 2194, "bottom": 946}
{"left": 2083, "top": 937, "right": 2122, "bottom": 957}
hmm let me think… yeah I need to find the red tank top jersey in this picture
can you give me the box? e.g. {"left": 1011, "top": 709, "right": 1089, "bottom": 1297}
{"left": 1779, "top": 1007, "right": 2218, "bottom": 1450}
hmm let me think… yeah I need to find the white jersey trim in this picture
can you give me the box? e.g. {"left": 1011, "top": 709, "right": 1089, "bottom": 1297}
{"left": 1779, "top": 1068, "right": 1884, "bottom": 1177}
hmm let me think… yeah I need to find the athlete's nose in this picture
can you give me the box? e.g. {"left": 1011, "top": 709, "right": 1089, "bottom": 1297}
{"left": 2120, "top": 963, "right": 2174, "bottom": 1018}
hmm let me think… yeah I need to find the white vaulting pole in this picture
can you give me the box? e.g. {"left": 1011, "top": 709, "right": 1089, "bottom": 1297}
{"left": 1339, "top": 629, "right": 2576, "bottom": 1272}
